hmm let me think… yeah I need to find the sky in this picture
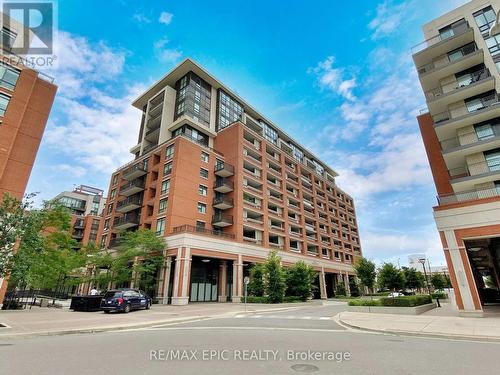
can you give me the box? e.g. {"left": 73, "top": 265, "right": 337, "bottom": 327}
{"left": 25, "top": 0, "right": 471, "bottom": 267}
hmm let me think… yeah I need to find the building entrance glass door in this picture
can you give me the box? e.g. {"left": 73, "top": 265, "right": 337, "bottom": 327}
{"left": 190, "top": 257, "right": 218, "bottom": 302}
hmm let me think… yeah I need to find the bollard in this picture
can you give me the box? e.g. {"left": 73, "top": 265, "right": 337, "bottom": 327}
{"left": 436, "top": 297, "right": 441, "bottom": 307}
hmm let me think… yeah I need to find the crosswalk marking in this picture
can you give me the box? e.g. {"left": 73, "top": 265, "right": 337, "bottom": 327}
{"left": 233, "top": 314, "right": 333, "bottom": 321}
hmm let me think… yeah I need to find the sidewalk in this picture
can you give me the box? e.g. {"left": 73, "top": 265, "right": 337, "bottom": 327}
{"left": 0, "top": 301, "right": 319, "bottom": 339}
{"left": 338, "top": 303, "right": 500, "bottom": 341}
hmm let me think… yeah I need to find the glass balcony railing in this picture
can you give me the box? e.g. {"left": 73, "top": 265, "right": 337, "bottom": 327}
{"left": 449, "top": 159, "right": 500, "bottom": 179}
{"left": 412, "top": 20, "right": 470, "bottom": 54}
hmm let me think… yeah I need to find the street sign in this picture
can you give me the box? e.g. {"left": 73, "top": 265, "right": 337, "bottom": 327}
{"left": 244, "top": 276, "right": 250, "bottom": 285}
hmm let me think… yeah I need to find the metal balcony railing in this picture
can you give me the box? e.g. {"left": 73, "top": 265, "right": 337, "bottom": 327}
{"left": 425, "top": 68, "right": 491, "bottom": 101}
{"left": 212, "top": 213, "right": 233, "bottom": 225}
{"left": 438, "top": 186, "right": 500, "bottom": 205}
{"left": 214, "top": 178, "right": 234, "bottom": 191}
{"left": 113, "top": 213, "right": 140, "bottom": 227}
{"left": 449, "top": 159, "right": 500, "bottom": 179}
{"left": 417, "top": 43, "right": 477, "bottom": 75}
{"left": 116, "top": 195, "right": 143, "bottom": 210}
{"left": 119, "top": 180, "right": 145, "bottom": 193}
{"left": 432, "top": 94, "right": 499, "bottom": 125}
{"left": 213, "top": 196, "right": 234, "bottom": 207}
{"left": 440, "top": 126, "right": 500, "bottom": 151}
{"left": 172, "top": 225, "right": 235, "bottom": 240}
{"left": 412, "top": 20, "right": 470, "bottom": 54}
{"left": 215, "top": 162, "right": 235, "bottom": 177}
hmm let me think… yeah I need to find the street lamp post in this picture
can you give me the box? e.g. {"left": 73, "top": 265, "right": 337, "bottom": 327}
{"left": 418, "top": 258, "right": 431, "bottom": 296}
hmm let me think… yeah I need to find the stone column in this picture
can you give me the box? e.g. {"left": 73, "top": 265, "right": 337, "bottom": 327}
{"left": 232, "top": 255, "right": 243, "bottom": 303}
{"left": 344, "top": 272, "right": 351, "bottom": 296}
{"left": 129, "top": 257, "right": 140, "bottom": 288}
{"left": 171, "top": 247, "right": 192, "bottom": 306}
{"left": 218, "top": 261, "right": 228, "bottom": 302}
{"left": 319, "top": 268, "right": 328, "bottom": 299}
{"left": 156, "top": 256, "right": 172, "bottom": 304}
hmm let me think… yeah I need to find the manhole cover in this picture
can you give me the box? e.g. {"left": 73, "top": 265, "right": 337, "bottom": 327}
{"left": 291, "top": 364, "right": 320, "bottom": 373}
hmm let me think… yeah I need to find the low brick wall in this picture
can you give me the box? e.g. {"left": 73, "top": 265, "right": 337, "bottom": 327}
{"left": 347, "top": 302, "right": 436, "bottom": 315}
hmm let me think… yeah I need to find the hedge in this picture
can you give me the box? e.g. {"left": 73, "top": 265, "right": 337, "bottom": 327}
{"left": 244, "top": 295, "right": 304, "bottom": 304}
{"left": 431, "top": 292, "right": 448, "bottom": 299}
{"left": 380, "top": 295, "right": 432, "bottom": 307}
{"left": 348, "top": 299, "right": 381, "bottom": 306}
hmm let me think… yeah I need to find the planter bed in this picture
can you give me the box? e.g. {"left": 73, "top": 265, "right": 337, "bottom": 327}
{"left": 347, "top": 302, "right": 436, "bottom": 315}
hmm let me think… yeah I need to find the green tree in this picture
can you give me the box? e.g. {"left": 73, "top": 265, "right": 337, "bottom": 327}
{"left": 402, "top": 267, "right": 425, "bottom": 291}
{"left": 248, "top": 263, "right": 265, "bottom": 297}
{"left": 265, "top": 250, "right": 286, "bottom": 303}
{"left": 349, "top": 278, "right": 360, "bottom": 297}
{"left": 431, "top": 273, "right": 447, "bottom": 291}
{"left": 335, "top": 282, "right": 346, "bottom": 296}
{"left": 353, "top": 257, "right": 376, "bottom": 294}
{"left": 88, "top": 229, "right": 166, "bottom": 291}
{"left": 286, "top": 261, "right": 316, "bottom": 301}
{"left": 378, "top": 263, "right": 405, "bottom": 291}
{"left": 0, "top": 193, "right": 37, "bottom": 278}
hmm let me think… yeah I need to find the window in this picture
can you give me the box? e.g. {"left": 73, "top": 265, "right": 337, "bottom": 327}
{"left": 110, "top": 189, "right": 116, "bottom": 199}
{"left": 322, "top": 248, "right": 330, "bottom": 258}
{"left": 198, "top": 185, "right": 208, "bottom": 196}
{"left": 163, "top": 162, "right": 172, "bottom": 176}
{"left": 1, "top": 27, "right": 16, "bottom": 50}
{"left": 100, "top": 235, "right": 107, "bottom": 248}
{"left": 475, "top": 121, "right": 497, "bottom": 140}
{"left": 485, "top": 148, "right": 500, "bottom": 171}
{"left": 438, "top": 19, "right": 467, "bottom": 41}
{"left": 107, "top": 203, "right": 113, "bottom": 214}
{"left": 0, "top": 63, "right": 19, "bottom": 90}
{"left": 174, "top": 72, "right": 212, "bottom": 126}
{"left": 112, "top": 174, "right": 119, "bottom": 185}
{"left": 465, "top": 91, "right": 496, "bottom": 112}
{"left": 161, "top": 179, "right": 170, "bottom": 195}
{"left": 196, "top": 221, "right": 206, "bottom": 230}
{"left": 200, "top": 168, "right": 208, "bottom": 179}
{"left": 104, "top": 219, "right": 110, "bottom": 230}
{"left": 197, "top": 202, "right": 207, "bottom": 214}
{"left": 474, "top": 6, "right": 496, "bottom": 34}
{"left": 217, "top": 90, "right": 243, "bottom": 130}
{"left": 495, "top": 180, "right": 500, "bottom": 194}
{"left": 172, "top": 125, "right": 209, "bottom": 147}
{"left": 156, "top": 218, "right": 166, "bottom": 236}
{"left": 201, "top": 151, "right": 209, "bottom": 163}
{"left": 290, "top": 143, "right": 304, "bottom": 162}
{"left": 263, "top": 123, "right": 278, "bottom": 145}
{"left": 158, "top": 198, "right": 168, "bottom": 213}
{"left": 485, "top": 35, "right": 500, "bottom": 57}
{"left": 166, "top": 144, "right": 174, "bottom": 160}
{"left": 0, "top": 93, "right": 10, "bottom": 117}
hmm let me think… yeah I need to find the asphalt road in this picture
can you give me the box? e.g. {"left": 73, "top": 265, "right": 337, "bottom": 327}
{"left": 0, "top": 303, "right": 498, "bottom": 375}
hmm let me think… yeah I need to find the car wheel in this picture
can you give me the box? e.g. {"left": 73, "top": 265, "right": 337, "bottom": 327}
{"left": 146, "top": 301, "right": 151, "bottom": 310}
{"left": 124, "top": 304, "right": 131, "bottom": 313}
{"left": 104, "top": 310, "right": 110, "bottom": 314}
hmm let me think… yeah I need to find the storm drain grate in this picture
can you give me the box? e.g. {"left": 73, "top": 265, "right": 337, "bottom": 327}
{"left": 291, "top": 364, "right": 320, "bottom": 373}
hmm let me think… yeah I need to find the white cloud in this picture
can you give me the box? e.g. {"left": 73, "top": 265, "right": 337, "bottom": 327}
{"left": 308, "top": 56, "right": 357, "bottom": 101}
{"left": 53, "top": 164, "right": 87, "bottom": 178}
{"left": 159, "top": 11, "right": 173, "bottom": 25}
{"left": 50, "top": 31, "right": 126, "bottom": 98}
{"left": 133, "top": 13, "right": 151, "bottom": 24}
{"left": 44, "top": 32, "right": 146, "bottom": 175}
{"left": 154, "top": 38, "right": 182, "bottom": 63}
{"left": 368, "top": 1, "right": 411, "bottom": 40}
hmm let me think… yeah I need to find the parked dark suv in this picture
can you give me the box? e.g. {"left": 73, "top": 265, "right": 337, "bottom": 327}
{"left": 100, "top": 289, "right": 152, "bottom": 313}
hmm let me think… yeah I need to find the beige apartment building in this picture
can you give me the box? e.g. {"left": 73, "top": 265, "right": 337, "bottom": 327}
{"left": 414, "top": 0, "right": 500, "bottom": 316}
{"left": 98, "top": 59, "right": 362, "bottom": 305}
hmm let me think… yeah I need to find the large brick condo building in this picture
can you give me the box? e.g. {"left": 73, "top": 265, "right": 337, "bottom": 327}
{"left": 0, "top": 18, "right": 58, "bottom": 303}
{"left": 99, "top": 59, "right": 362, "bottom": 305}
{"left": 414, "top": 0, "right": 500, "bottom": 316}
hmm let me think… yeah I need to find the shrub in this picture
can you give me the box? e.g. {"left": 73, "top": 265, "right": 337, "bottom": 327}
{"left": 282, "top": 296, "right": 303, "bottom": 303}
{"left": 248, "top": 264, "right": 265, "bottom": 297}
{"left": 265, "top": 250, "right": 286, "bottom": 303}
{"left": 349, "top": 279, "right": 360, "bottom": 297}
{"left": 335, "top": 282, "right": 346, "bottom": 297}
{"left": 286, "top": 261, "right": 316, "bottom": 301}
{"left": 245, "top": 296, "right": 268, "bottom": 303}
{"left": 431, "top": 292, "right": 447, "bottom": 299}
{"left": 380, "top": 295, "right": 432, "bottom": 307}
{"left": 348, "top": 299, "right": 381, "bottom": 307}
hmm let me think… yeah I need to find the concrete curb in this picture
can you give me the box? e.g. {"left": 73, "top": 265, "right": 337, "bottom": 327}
{"left": 0, "top": 301, "right": 321, "bottom": 340}
{"left": 337, "top": 315, "right": 500, "bottom": 343}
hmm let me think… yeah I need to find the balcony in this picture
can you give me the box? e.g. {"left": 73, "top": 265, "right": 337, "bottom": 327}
{"left": 213, "top": 196, "right": 234, "bottom": 210}
{"left": 449, "top": 160, "right": 500, "bottom": 190}
{"left": 212, "top": 213, "right": 233, "bottom": 227}
{"left": 441, "top": 126, "right": 500, "bottom": 154}
{"left": 215, "top": 162, "right": 235, "bottom": 177}
{"left": 144, "top": 124, "right": 160, "bottom": 142}
{"left": 73, "top": 219, "right": 84, "bottom": 229}
{"left": 437, "top": 185, "right": 500, "bottom": 206}
{"left": 425, "top": 68, "right": 494, "bottom": 113}
{"left": 214, "top": 178, "right": 234, "bottom": 193}
{"left": 412, "top": 20, "right": 473, "bottom": 66}
{"left": 120, "top": 180, "right": 145, "bottom": 196}
{"left": 113, "top": 213, "right": 140, "bottom": 230}
{"left": 172, "top": 225, "right": 235, "bottom": 240}
{"left": 116, "top": 195, "right": 143, "bottom": 213}
{"left": 122, "top": 162, "right": 147, "bottom": 181}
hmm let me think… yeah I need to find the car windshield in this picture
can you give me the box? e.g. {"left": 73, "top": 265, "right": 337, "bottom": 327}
{"left": 104, "top": 291, "right": 122, "bottom": 299}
